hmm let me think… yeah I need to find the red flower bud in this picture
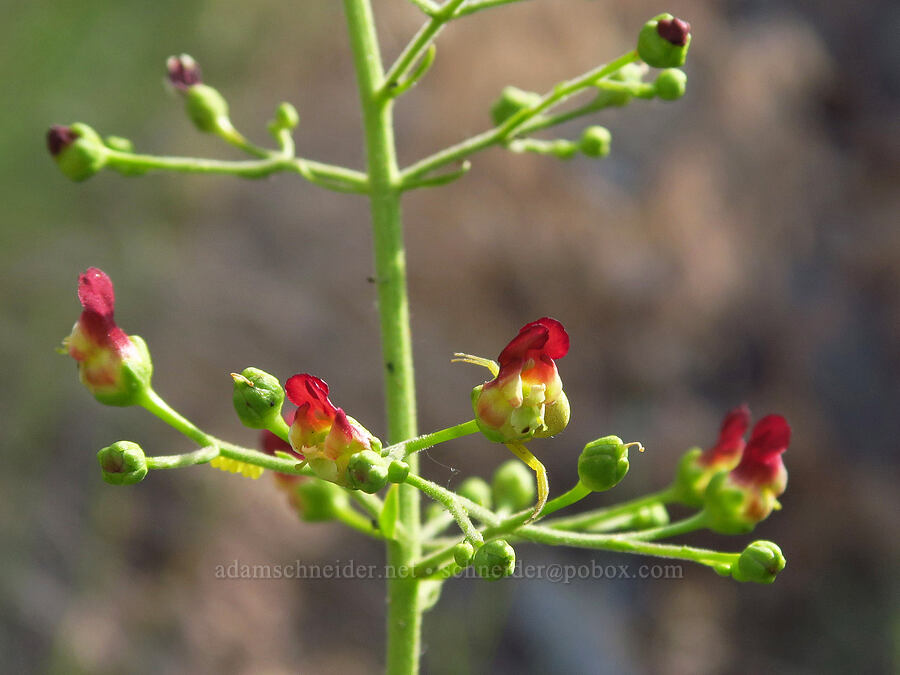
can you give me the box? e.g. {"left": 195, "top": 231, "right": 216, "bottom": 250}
{"left": 697, "top": 404, "right": 750, "bottom": 470}
{"left": 166, "top": 54, "right": 202, "bottom": 91}
{"left": 64, "top": 268, "right": 152, "bottom": 406}
{"left": 285, "top": 374, "right": 380, "bottom": 487}
{"left": 473, "top": 317, "right": 570, "bottom": 443}
{"left": 657, "top": 17, "right": 691, "bottom": 46}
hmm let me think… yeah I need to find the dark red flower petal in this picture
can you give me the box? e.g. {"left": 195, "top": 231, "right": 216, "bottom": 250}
{"left": 285, "top": 374, "right": 332, "bottom": 411}
{"left": 744, "top": 415, "right": 791, "bottom": 462}
{"left": 498, "top": 323, "right": 548, "bottom": 366}
{"left": 533, "top": 317, "right": 569, "bottom": 359}
{"left": 717, "top": 404, "right": 751, "bottom": 449}
{"left": 332, "top": 408, "right": 354, "bottom": 439}
{"left": 657, "top": 17, "right": 691, "bottom": 46}
{"left": 78, "top": 267, "right": 116, "bottom": 318}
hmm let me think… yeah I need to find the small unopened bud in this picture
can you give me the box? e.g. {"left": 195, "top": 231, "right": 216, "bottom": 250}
{"left": 185, "top": 84, "right": 230, "bottom": 134}
{"left": 638, "top": 14, "right": 692, "bottom": 68}
{"left": 347, "top": 450, "right": 389, "bottom": 493}
{"left": 231, "top": 367, "right": 285, "bottom": 429}
{"left": 272, "top": 102, "right": 299, "bottom": 131}
{"left": 490, "top": 86, "right": 541, "bottom": 126}
{"left": 578, "top": 435, "right": 634, "bottom": 492}
{"left": 97, "top": 441, "right": 148, "bottom": 485}
{"left": 632, "top": 503, "right": 670, "bottom": 529}
{"left": 731, "top": 540, "right": 785, "bottom": 584}
{"left": 387, "top": 459, "right": 410, "bottom": 484}
{"left": 473, "top": 540, "right": 516, "bottom": 580}
{"left": 166, "top": 54, "right": 202, "bottom": 91}
{"left": 292, "top": 478, "right": 349, "bottom": 522}
{"left": 655, "top": 68, "right": 687, "bottom": 101}
{"left": 492, "top": 459, "right": 535, "bottom": 511}
{"left": 458, "top": 477, "right": 492, "bottom": 508}
{"left": 47, "top": 123, "right": 108, "bottom": 181}
{"left": 453, "top": 541, "right": 475, "bottom": 568}
{"left": 578, "top": 126, "right": 612, "bottom": 158}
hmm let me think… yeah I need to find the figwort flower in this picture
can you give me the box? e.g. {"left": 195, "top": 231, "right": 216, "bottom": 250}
{"left": 471, "top": 317, "right": 570, "bottom": 443}
{"left": 704, "top": 415, "right": 791, "bottom": 533}
{"left": 285, "top": 374, "right": 381, "bottom": 487}
{"left": 64, "top": 268, "right": 152, "bottom": 406}
{"left": 674, "top": 405, "right": 751, "bottom": 505}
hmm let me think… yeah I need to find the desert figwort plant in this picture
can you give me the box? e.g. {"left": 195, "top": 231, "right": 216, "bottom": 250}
{"left": 50, "top": 4, "right": 789, "bottom": 674}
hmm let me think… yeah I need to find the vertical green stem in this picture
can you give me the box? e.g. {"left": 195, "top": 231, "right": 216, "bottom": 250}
{"left": 342, "top": 1, "right": 421, "bottom": 673}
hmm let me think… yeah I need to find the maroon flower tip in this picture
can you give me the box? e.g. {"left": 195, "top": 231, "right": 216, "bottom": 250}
{"left": 718, "top": 404, "right": 751, "bottom": 445}
{"left": 498, "top": 317, "right": 569, "bottom": 366}
{"left": 77, "top": 267, "right": 116, "bottom": 318}
{"left": 744, "top": 415, "right": 791, "bottom": 461}
{"left": 166, "top": 54, "right": 202, "bottom": 91}
{"left": 47, "top": 125, "right": 77, "bottom": 157}
{"left": 285, "top": 373, "right": 333, "bottom": 410}
{"left": 657, "top": 17, "right": 691, "bottom": 46}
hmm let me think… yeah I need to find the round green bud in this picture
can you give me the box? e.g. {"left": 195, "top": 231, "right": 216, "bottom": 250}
{"left": 655, "top": 68, "right": 687, "bottom": 101}
{"left": 387, "top": 459, "right": 410, "bottom": 483}
{"left": 637, "top": 14, "right": 692, "bottom": 69}
{"left": 577, "top": 435, "right": 630, "bottom": 492}
{"left": 347, "top": 450, "right": 389, "bottom": 494}
{"left": 453, "top": 541, "right": 475, "bottom": 568}
{"left": 458, "top": 477, "right": 492, "bottom": 508}
{"left": 473, "top": 540, "right": 516, "bottom": 580}
{"left": 273, "top": 102, "right": 299, "bottom": 130}
{"left": 48, "top": 123, "right": 108, "bottom": 182}
{"left": 731, "top": 540, "right": 785, "bottom": 584}
{"left": 579, "top": 126, "right": 612, "bottom": 159}
{"left": 185, "top": 83, "right": 230, "bottom": 134}
{"left": 490, "top": 86, "right": 541, "bottom": 126}
{"left": 293, "top": 479, "right": 349, "bottom": 522}
{"left": 632, "top": 503, "right": 670, "bottom": 529}
{"left": 97, "top": 441, "right": 148, "bottom": 486}
{"left": 534, "top": 391, "right": 570, "bottom": 438}
{"left": 492, "top": 459, "right": 535, "bottom": 511}
{"left": 231, "top": 367, "right": 284, "bottom": 429}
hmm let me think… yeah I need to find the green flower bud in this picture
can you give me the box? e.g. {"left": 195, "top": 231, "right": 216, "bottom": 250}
{"left": 655, "top": 68, "right": 687, "bottom": 101}
{"left": 453, "top": 541, "right": 475, "bottom": 568}
{"left": 490, "top": 86, "right": 541, "bottom": 126}
{"left": 97, "top": 441, "right": 147, "bottom": 485}
{"left": 672, "top": 447, "right": 707, "bottom": 506}
{"left": 578, "top": 435, "right": 631, "bottom": 492}
{"left": 185, "top": 83, "right": 230, "bottom": 134}
{"left": 731, "top": 540, "right": 785, "bottom": 584}
{"left": 637, "top": 14, "right": 692, "bottom": 69}
{"left": 387, "top": 459, "right": 410, "bottom": 484}
{"left": 473, "top": 540, "right": 516, "bottom": 580}
{"left": 231, "top": 367, "right": 285, "bottom": 429}
{"left": 293, "top": 478, "right": 349, "bottom": 522}
{"left": 579, "top": 126, "right": 612, "bottom": 158}
{"left": 492, "top": 459, "right": 535, "bottom": 511}
{"left": 458, "top": 477, "right": 492, "bottom": 508}
{"left": 347, "top": 450, "right": 389, "bottom": 494}
{"left": 548, "top": 139, "right": 577, "bottom": 160}
{"left": 534, "top": 390, "right": 570, "bottom": 438}
{"left": 47, "top": 123, "right": 108, "bottom": 182}
{"left": 272, "top": 102, "right": 299, "bottom": 131}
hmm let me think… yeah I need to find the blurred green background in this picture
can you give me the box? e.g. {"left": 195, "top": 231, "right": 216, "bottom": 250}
{"left": 2, "top": 1, "right": 898, "bottom": 673}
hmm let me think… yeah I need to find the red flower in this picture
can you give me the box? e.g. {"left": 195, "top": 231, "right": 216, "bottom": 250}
{"left": 473, "top": 318, "right": 570, "bottom": 442}
{"left": 284, "top": 374, "right": 378, "bottom": 486}
{"left": 64, "top": 268, "right": 152, "bottom": 405}
{"left": 696, "top": 404, "right": 751, "bottom": 469}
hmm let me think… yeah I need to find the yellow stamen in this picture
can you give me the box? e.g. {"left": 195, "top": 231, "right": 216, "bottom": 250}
{"left": 210, "top": 455, "right": 264, "bottom": 479}
{"left": 505, "top": 441, "right": 548, "bottom": 523}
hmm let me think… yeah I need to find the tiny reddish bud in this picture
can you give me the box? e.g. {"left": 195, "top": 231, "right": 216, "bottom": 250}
{"left": 167, "top": 54, "right": 202, "bottom": 91}
{"left": 657, "top": 17, "right": 691, "bottom": 46}
{"left": 47, "top": 125, "right": 77, "bottom": 156}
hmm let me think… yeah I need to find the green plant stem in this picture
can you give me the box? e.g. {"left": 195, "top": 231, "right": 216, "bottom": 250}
{"left": 335, "top": 505, "right": 386, "bottom": 539}
{"left": 382, "top": 419, "right": 480, "bottom": 458}
{"left": 543, "top": 486, "right": 677, "bottom": 531}
{"left": 540, "top": 481, "right": 591, "bottom": 517}
{"left": 405, "top": 473, "right": 483, "bottom": 546}
{"left": 621, "top": 511, "right": 709, "bottom": 541}
{"left": 145, "top": 445, "right": 219, "bottom": 469}
{"left": 453, "top": 0, "right": 531, "bottom": 18}
{"left": 104, "top": 149, "right": 369, "bottom": 192}
{"left": 381, "top": 0, "right": 467, "bottom": 94}
{"left": 399, "top": 50, "right": 638, "bottom": 183}
{"left": 343, "top": 1, "right": 423, "bottom": 672}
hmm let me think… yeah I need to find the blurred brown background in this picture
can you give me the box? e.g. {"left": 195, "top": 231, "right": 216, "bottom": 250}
{"left": 2, "top": 1, "right": 898, "bottom": 673}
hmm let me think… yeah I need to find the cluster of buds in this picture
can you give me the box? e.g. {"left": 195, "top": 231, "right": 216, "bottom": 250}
{"left": 676, "top": 407, "right": 791, "bottom": 533}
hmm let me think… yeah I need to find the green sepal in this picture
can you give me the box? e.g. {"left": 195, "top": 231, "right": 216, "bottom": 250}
{"left": 577, "top": 435, "right": 629, "bottom": 492}
{"left": 347, "top": 450, "right": 390, "bottom": 493}
{"left": 54, "top": 123, "right": 108, "bottom": 182}
{"left": 731, "top": 540, "right": 785, "bottom": 584}
{"left": 88, "top": 335, "right": 153, "bottom": 407}
{"left": 231, "top": 367, "right": 285, "bottom": 429}
{"left": 473, "top": 539, "right": 516, "bottom": 580}
{"left": 637, "top": 14, "right": 692, "bottom": 69}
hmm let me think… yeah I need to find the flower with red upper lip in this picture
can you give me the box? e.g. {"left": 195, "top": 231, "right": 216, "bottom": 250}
{"left": 63, "top": 268, "right": 152, "bottom": 406}
{"left": 703, "top": 414, "right": 791, "bottom": 534}
{"left": 674, "top": 405, "right": 751, "bottom": 505}
{"left": 469, "top": 317, "right": 570, "bottom": 443}
{"left": 284, "top": 374, "right": 381, "bottom": 487}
